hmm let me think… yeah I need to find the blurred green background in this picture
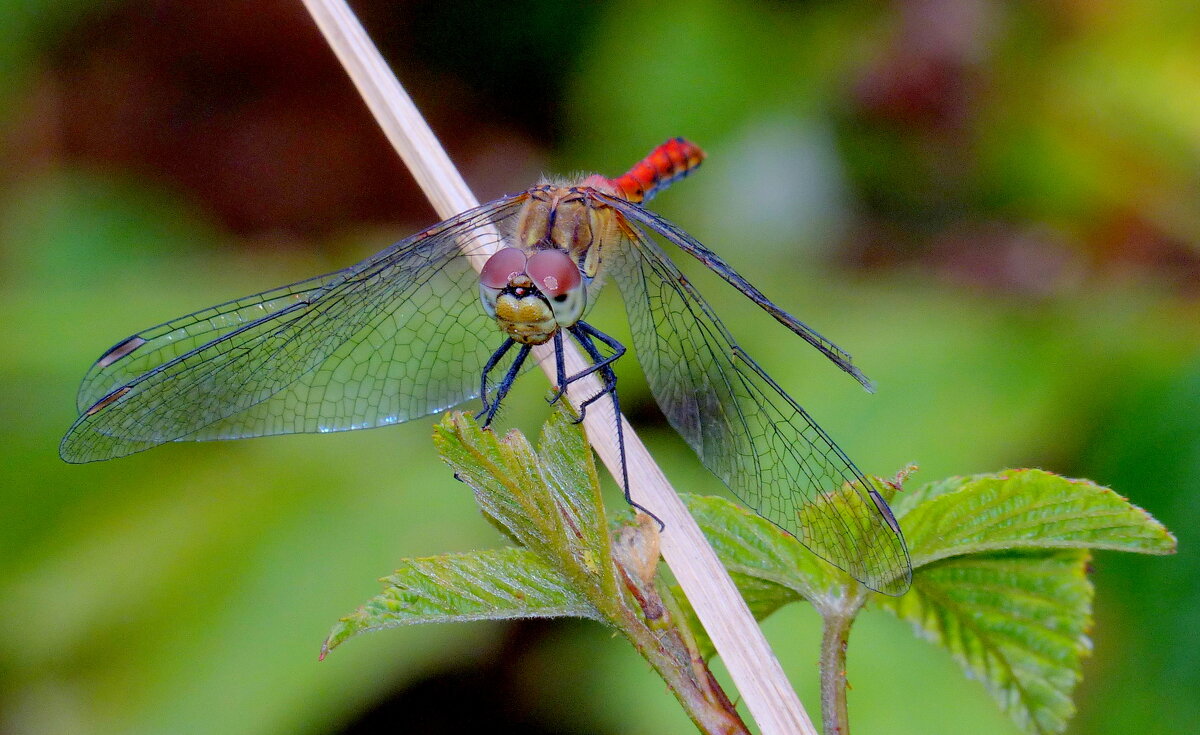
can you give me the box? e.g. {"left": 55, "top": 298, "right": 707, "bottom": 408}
{"left": 1, "top": 1, "right": 1196, "bottom": 733}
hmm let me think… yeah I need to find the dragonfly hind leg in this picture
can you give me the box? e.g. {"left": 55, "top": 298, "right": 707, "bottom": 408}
{"left": 546, "top": 331, "right": 569, "bottom": 406}
{"left": 566, "top": 322, "right": 663, "bottom": 531}
{"left": 547, "top": 325, "right": 626, "bottom": 407}
{"left": 556, "top": 322, "right": 626, "bottom": 418}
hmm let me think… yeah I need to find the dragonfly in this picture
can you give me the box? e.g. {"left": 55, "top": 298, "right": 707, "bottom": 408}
{"left": 61, "top": 138, "right": 911, "bottom": 594}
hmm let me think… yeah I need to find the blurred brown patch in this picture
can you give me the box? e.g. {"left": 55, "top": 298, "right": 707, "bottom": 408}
{"left": 23, "top": 0, "right": 543, "bottom": 242}
{"left": 839, "top": 0, "right": 1200, "bottom": 295}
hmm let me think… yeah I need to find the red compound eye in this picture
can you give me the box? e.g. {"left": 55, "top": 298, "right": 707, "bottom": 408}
{"left": 526, "top": 249, "right": 581, "bottom": 297}
{"left": 480, "top": 248, "right": 527, "bottom": 289}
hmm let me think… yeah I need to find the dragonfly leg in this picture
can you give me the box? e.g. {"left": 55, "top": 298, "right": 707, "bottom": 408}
{"left": 475, "top": 339, "right": 525, "bottom": 427}
{"left": 567, "top": 323, "right": 664, "bottom": 531}
{"left": 566, "top": 321, "right": 627, "bottom": 422}
{"left": 554, "top": 321, "right": 627, "bottom": 420}
{"left": 478, "top": 337, "right": 517, "bottom": 417}
{"left": 546, "top": 331, "right": 569, "bottom": 406}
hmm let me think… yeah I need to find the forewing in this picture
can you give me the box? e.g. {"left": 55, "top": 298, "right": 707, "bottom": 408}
{"left": 76, "top": 274, "right": 342, "bottom": 412}
{"left": 607, "top": 219, "right": 911, "bottom": 594}
{"left": 597, "top": 194, "right": 874, "bottom": 392}
{"left": 61, "top": 196, "right": 528, "bottom": 463}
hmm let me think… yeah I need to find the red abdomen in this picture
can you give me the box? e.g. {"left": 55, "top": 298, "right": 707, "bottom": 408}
{"left": 607, "top": 138, "right": 706, "bottom": 204}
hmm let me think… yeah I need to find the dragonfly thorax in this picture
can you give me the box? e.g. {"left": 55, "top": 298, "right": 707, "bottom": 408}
{"left": 515, "top": 183, "right": 624, "bottom": 281}
{"left": 479, "top": 247, "right": 586, "bottom": 345}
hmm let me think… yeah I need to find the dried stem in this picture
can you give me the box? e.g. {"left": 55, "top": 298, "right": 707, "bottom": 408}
{"left": 299, "top": 2, "right": 816, "bottom": 733}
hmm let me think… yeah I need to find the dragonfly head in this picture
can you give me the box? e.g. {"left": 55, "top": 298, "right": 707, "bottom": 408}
{"left": 480, "top": 247, "right": 586, "bottom": 345}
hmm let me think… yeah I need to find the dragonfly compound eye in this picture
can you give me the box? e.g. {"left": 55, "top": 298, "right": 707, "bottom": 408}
{"left": 526, "top": 249, "right": 581, "bottom": 298}
{"left": 479, "top": 247, "right": 530, "bottom": 320}
{"left": 526, "top": 249, "right": 585, "bottom": 326}
{"left": 480, "top": 247, "right": 528, "bottom": 289}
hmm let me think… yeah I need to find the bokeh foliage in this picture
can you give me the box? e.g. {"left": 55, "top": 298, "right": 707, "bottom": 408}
{"left": 2, "top": 1, "right": 1197, "bottom": 733}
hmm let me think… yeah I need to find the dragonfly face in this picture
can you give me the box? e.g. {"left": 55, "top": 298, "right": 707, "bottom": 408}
{"left": 479, "top": 246, "right": 585, "bottom": 345}
{"left": 478, "top": 178, "right": 636, "bottom": 346}
{"left": 60, "top": 138, "right": 914, "bottom": 595}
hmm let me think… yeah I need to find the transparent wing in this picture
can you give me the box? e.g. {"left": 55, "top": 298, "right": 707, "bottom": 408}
{"left": 61, "top": 195, "right": 529, "bottom": 463}
{"left": 75, "top": 274, "right": 342, "bottom": 412}
{"left": 597, "top": 194, "right": 874, "bottom": 392}
{"left": 605, "top": 212, "right": 911, "bottom": 594}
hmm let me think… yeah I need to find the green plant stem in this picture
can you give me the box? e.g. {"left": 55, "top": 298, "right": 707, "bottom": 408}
{"left": 601, "top": 517, "right": 747, "bottom": 734}
{"left": 611, "top": 563, "right": 748, "bottom": 734}
{"left": 817, "top": 587, "right": 867, "bottom": 735}
{"left": 819, "top": 610, "right": 854, "bottom": 735}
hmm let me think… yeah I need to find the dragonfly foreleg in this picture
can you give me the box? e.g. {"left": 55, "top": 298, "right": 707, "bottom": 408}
{"left": 476, "top": 339, "right": 529, "bottom": 428}
{"left": 477, "top": 337, "right": 517, "bottom": 419}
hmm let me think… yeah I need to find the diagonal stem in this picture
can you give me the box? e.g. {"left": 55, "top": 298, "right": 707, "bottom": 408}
{"left": 299, "top": 2, "right": 816, "bottom": 733}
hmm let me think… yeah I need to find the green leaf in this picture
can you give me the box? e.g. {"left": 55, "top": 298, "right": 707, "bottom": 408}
{"left": 875, "top": 550, "right": 1093, "bottom": 735}
{"left": 876, "top": 469, "right": 1177, "bottom": 734}
{"left": 323, "top": 411, "right": 750, "bottom": 731}
{"left": 682, "top": 469, "right": 1176, "bottom": 734}
{"left": 895, "top": 469, "right": 1178, "bottom": 567}
{"left": 322, "top": 548, "right": 599, "bottom": 656}
{"left": 326, "top": 409, "right": 625, "bottom": 657}
{"left": 432, "top": 411, "right": 614, "bottom": 595}
{"left": 432, "top": 412, "right": 548, "bottom": 551}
